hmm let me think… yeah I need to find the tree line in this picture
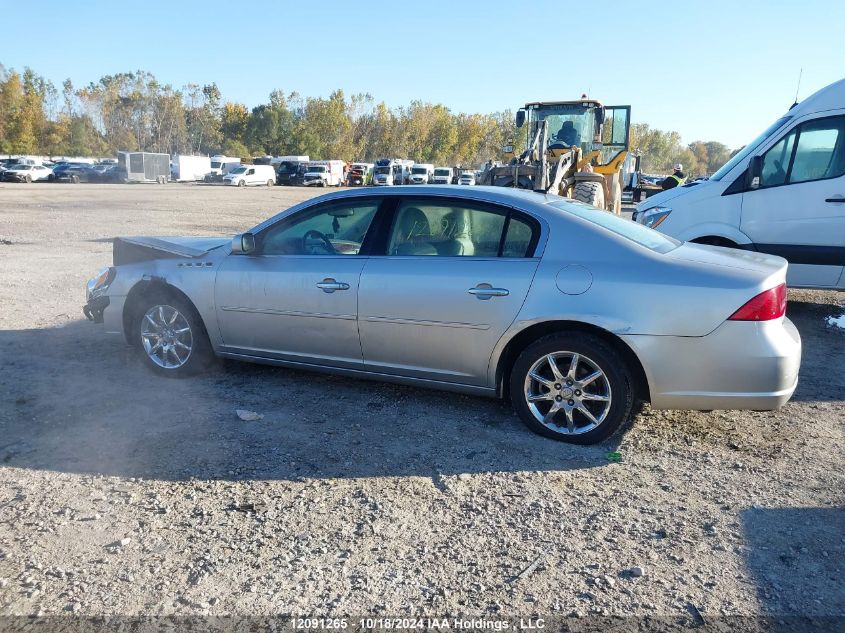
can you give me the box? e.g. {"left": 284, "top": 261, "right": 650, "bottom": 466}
{"left": 0, "top": 64, "right": 732, "bottom": 175}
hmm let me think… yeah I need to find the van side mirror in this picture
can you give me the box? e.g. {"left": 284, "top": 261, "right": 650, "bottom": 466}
{"left": 747, "top": 155, "right": 763, "bottom": 189}
{"left": 515, "top": 109, "right": 526, "bottom": 128}
{"left": 231, "top": 232, "right": 255, "bottom": 254}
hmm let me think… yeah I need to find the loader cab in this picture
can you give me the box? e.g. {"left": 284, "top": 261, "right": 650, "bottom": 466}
{"left": 518, "top": 100, "right": 631, "bottom": 167}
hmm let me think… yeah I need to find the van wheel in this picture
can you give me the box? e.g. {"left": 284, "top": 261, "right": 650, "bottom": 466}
{"left": 238, "top": 180, "right": 245, "bottom": 187}
{"left": 510, "top": 333, "right": 634, "bottom": 444}
{"left": 24, "top": 175, "right": 32, "bottom": 183}
{"left": 267, "top": 179, "right": 274, "bottom": 187}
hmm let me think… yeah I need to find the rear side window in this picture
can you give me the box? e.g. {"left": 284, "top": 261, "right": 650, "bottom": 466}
{"left": 549, "top": 200, "right": 680, "bottom": 253}
{"left": 386, "top": 199, "right": 538, "bottom": 258}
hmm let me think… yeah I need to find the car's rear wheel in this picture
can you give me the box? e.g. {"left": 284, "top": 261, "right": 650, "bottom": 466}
{"left": 510, "top": 333, "right": 634, "bottom": 444}
{"left": 135, "top": 292, "right": 213, "bottom": 377}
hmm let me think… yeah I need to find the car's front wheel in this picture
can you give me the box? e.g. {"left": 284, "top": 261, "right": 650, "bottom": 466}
{"left": 135, "top": 292, "right": 213, "bottom": 377}
{"left": 510, "top": 333, "right": 634, "bottom": 444}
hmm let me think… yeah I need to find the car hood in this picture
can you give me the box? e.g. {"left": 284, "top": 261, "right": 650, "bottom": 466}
{"left": 113, "top": 236, "right": 230, "bottom": 265}
{"left": 637, "top": 179, "right": 718, "bottom": 211}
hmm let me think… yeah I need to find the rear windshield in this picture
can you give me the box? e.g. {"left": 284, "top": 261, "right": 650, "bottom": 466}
{"left": 548, "top": 199, "right": 680, "bottom": 253}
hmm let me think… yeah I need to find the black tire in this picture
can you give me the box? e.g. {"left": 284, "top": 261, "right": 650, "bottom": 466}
{"left": 71, "top": 175, "right": 79, "bottom": 184}
{"left": 238, "top": 180, "right": 245, "bottom": 187}
{"left": 132, "top": 289, "right": 214, "bottom": 378}
{"left": 267, "top": 179, "right": 274, "bottom": 187}
{"left": 509, "top": 332, "right": 634, "bottom": 444}
{"left": 24, "top": 175, "right": 32, "bottom": 183}
{"left": 572, "top": 181, "right": 605, "bottom": 208}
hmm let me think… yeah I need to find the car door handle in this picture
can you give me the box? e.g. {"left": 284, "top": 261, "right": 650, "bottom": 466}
{"left": 468, "top": 284, "right": 510, "bottom": 300}
{"left": 825, "top": 196, "right": 845, "bottom": 203}
{"left": 316, "top": 278, "right": 350, "bottom": 293}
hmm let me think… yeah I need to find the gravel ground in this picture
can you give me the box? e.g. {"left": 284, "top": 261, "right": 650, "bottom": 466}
{"left": 0, "top": 183, "right": 843, "bottom": 625}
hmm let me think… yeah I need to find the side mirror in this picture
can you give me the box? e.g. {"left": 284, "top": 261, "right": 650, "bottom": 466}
{"left": 515, "top": 109, "right": 526, "bottom": 129}
{"left": 747, "top": 155, "right": 763, "bottom": 189}
{"left": 231, "top": 232, "right": 255, "bottom": 254}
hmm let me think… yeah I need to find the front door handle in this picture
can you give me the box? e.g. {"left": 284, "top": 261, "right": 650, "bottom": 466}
{"left": 316, "top": 278, "right": 350, "bottom": 293}
{"left": 825, "top": 195, "right": 845, "bottom": 203}
{"left": 468, "top": 283, "right": 510, "bottom": 300}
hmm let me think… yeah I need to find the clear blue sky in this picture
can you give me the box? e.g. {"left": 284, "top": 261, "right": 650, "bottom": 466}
{"left": 3, "top": 0, "right": 844, "bottom": 149}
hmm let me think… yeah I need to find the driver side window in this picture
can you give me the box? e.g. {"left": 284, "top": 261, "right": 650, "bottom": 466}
{"left": 259, "top": 201, "right": 380, "bottom": 256}
{"left": 760, "top": 130, "right": 796, "bottom": 187}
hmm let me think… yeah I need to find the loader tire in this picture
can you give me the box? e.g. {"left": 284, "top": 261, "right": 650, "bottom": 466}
{"left": 573, "top": 181, "right": 605, "bottom": 208}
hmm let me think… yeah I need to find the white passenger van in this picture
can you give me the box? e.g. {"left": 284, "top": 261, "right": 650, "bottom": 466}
{"left": 408, "top": 163, "right": 434, "bottom": 184}
{"left": 223, "top": 164, "right": 277, "bottom": 187}
{"left": 635, "top": 78, "right": 845, "bottom": 290}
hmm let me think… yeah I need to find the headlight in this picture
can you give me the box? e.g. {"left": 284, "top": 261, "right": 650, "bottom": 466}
{"left": 87, "top": 266, "right": 115, "bottom": 300}
{"left": 641, "top": 206, "right": 672, "bottom": 229}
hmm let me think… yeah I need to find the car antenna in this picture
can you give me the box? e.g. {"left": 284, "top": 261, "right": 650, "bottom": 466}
{"left": 790, "top": 68, "right": 803, "bottom": 109}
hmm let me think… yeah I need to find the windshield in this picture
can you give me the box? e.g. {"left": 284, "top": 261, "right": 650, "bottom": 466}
{"left": 230, "top": 167, "right": 247, "bottom": 174}
{"left": 277, "top": 161, "right": 298, "bottom": 173}
{"left": 211, "top": 161, "right": 221, "bottom": 169}
{"left": 309, "top": 166, "right": 327, "bottom": 173}
{"left": 375, "top": 167, "right": 390, "bottom": 175}
{"left": 434, "top": 169, "right": 450, "bottom": 176}
{"left": 411, "top": 167, "right": 428, "bottom": 174}
{"left": 549, "top": 199, "right": 680, "bottom": 253}
{"left": 532, "top": 103, "right": 594, "bottom": 153}
{"left": 710, "top": 115, "right": 792, "bottom": 181}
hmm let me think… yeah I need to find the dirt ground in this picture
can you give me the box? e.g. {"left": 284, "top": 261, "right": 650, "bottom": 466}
{"left": 0, "top": 183, "right": 843, "bottom": 626}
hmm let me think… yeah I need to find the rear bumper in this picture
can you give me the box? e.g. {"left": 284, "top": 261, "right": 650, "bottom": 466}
{"left": 621, "top": 318, "right": 801, "bottom": 410}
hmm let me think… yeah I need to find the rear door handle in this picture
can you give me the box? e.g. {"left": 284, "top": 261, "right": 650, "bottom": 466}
{"left": 468, "top": 284, "right": 510, "bottom": 300}
{"left": 825, "top": 196, "right": 845, "bottom": 203}
{"left": 316, "top": 278, "right": 350, "bottom": 293}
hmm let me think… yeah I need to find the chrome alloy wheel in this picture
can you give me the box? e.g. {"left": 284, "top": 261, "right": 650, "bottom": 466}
{"left": 523, "top": 351, "right": 612, "bottom": 435}
{"left": 141, "top": 304, "right": 193, "bottom": 369}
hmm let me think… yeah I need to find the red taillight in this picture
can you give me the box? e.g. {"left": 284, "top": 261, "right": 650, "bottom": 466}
{"left": 728, "top": 283, "right": 787, "bottom": 321}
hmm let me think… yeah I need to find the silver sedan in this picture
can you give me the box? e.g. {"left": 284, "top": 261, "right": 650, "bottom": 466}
{"left": 84, "top": 186, "right": 801, "bottom": 444}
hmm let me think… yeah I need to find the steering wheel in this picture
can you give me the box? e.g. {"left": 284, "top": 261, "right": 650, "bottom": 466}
{"left": 302, "top": 229, "right": 335, "bottom": 255}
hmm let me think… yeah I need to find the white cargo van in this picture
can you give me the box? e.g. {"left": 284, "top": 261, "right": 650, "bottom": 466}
{"left": 635, "top": 78, "right": 845, "bottom": 290}
{"left": 372, "top": 158, "right": 413, "bottom": 186}
{"left": 408, "top": 163, "right": 434, "bottom": 184}
{"left": 223, "top": 164, "right": 277, "bottom": 187}
{"left": 431, "top": 167, "right": 453, "bottom": 185}
{"left": 303, "top": 160, "right": 345, "bottom": 187}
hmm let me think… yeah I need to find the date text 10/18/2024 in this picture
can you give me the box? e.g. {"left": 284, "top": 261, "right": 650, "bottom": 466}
{"left": 293, "top": 619, "right": 546, "bottom": 631}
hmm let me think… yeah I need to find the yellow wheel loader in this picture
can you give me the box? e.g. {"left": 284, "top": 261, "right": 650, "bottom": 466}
{"left": 479, "top": 98, "right": 631, "bottom": 214}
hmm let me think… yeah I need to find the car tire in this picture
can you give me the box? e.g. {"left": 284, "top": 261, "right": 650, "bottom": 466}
{"left": 510, "top": 332, "right": 634, "bottom": 444}
{"left": 71, "top": 175, "right": 79, "bottom": 184}
{"left": 133, "top": 290, "right": 214, "bottom": 378}
{"left": 238, "top": 180, "right": 245, "bottom": 187}
{"left": 24, "top": 175, "right": 32, "bottom": 183}
{"left": 267, "top": 179, "right": 274, "bottom": 187}
{"left": 573, "top": 181, "right": 605, "bottom": 208}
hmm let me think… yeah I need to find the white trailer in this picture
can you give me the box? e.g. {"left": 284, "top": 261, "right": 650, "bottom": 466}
{"left": 208, "top": 155, "right": 242, "bottom": 177}
{"left": 171, "top": 155, "right": 212, "bottom": 182}
{"left": 118, "top": 151, "right": 170, "bottom": 183}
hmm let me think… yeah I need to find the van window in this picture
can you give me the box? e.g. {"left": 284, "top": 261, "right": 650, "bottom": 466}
{"left": 788, "top": 118, "right": 845, "bottom": 183}
{"left": 759, "top": 116, "right": 845, "bottom": 187}
{"left": 760, "top": 130, "right": 797, "bottom": 187}
{"left": 711, "top": 115, "right": 792, "bottom": 181}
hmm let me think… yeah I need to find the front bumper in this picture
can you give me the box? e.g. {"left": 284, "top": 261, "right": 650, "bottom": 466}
{"left": 621, "top": 318, "right": 801, "bottom": 410}
{"left": 83, "top": 295, "right": 110, "bottom": 323}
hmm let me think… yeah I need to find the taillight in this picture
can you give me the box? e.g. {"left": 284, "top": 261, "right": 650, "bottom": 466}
{"left": 728, "top": 283, "right": 787, "bottom": 321}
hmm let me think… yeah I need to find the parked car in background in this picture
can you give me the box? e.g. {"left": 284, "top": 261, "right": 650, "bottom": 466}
{"left": 458, "top": 171, "right": 476, "bottom": 185}
{"left": 84, "top": 186, "right": 801, "bottom": 445}
{"left": 409, "top": 163, "right": 434, "bottom": 184}
{"left": 2, "top": 164, "right": 53, "bottom": 183}
{"left": 431, "top": 167, "right": 454, "bottom": 185}
{"left": 276, "top": 157, "right": 311, "bottom": 186}
{"left": 635, "top": 77, "right": 845, "bottom": 290}
{"left": 51, "top": 163, "right": 91, "bottom": 182}
{"left": 223, "top": 164, "right": 277, "bottom": 187}
{"left": 303, "top": 160, "right": 345, "bottom": 187}
{"left": 347, "top": 162, "right": 373, "bottom": 186}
